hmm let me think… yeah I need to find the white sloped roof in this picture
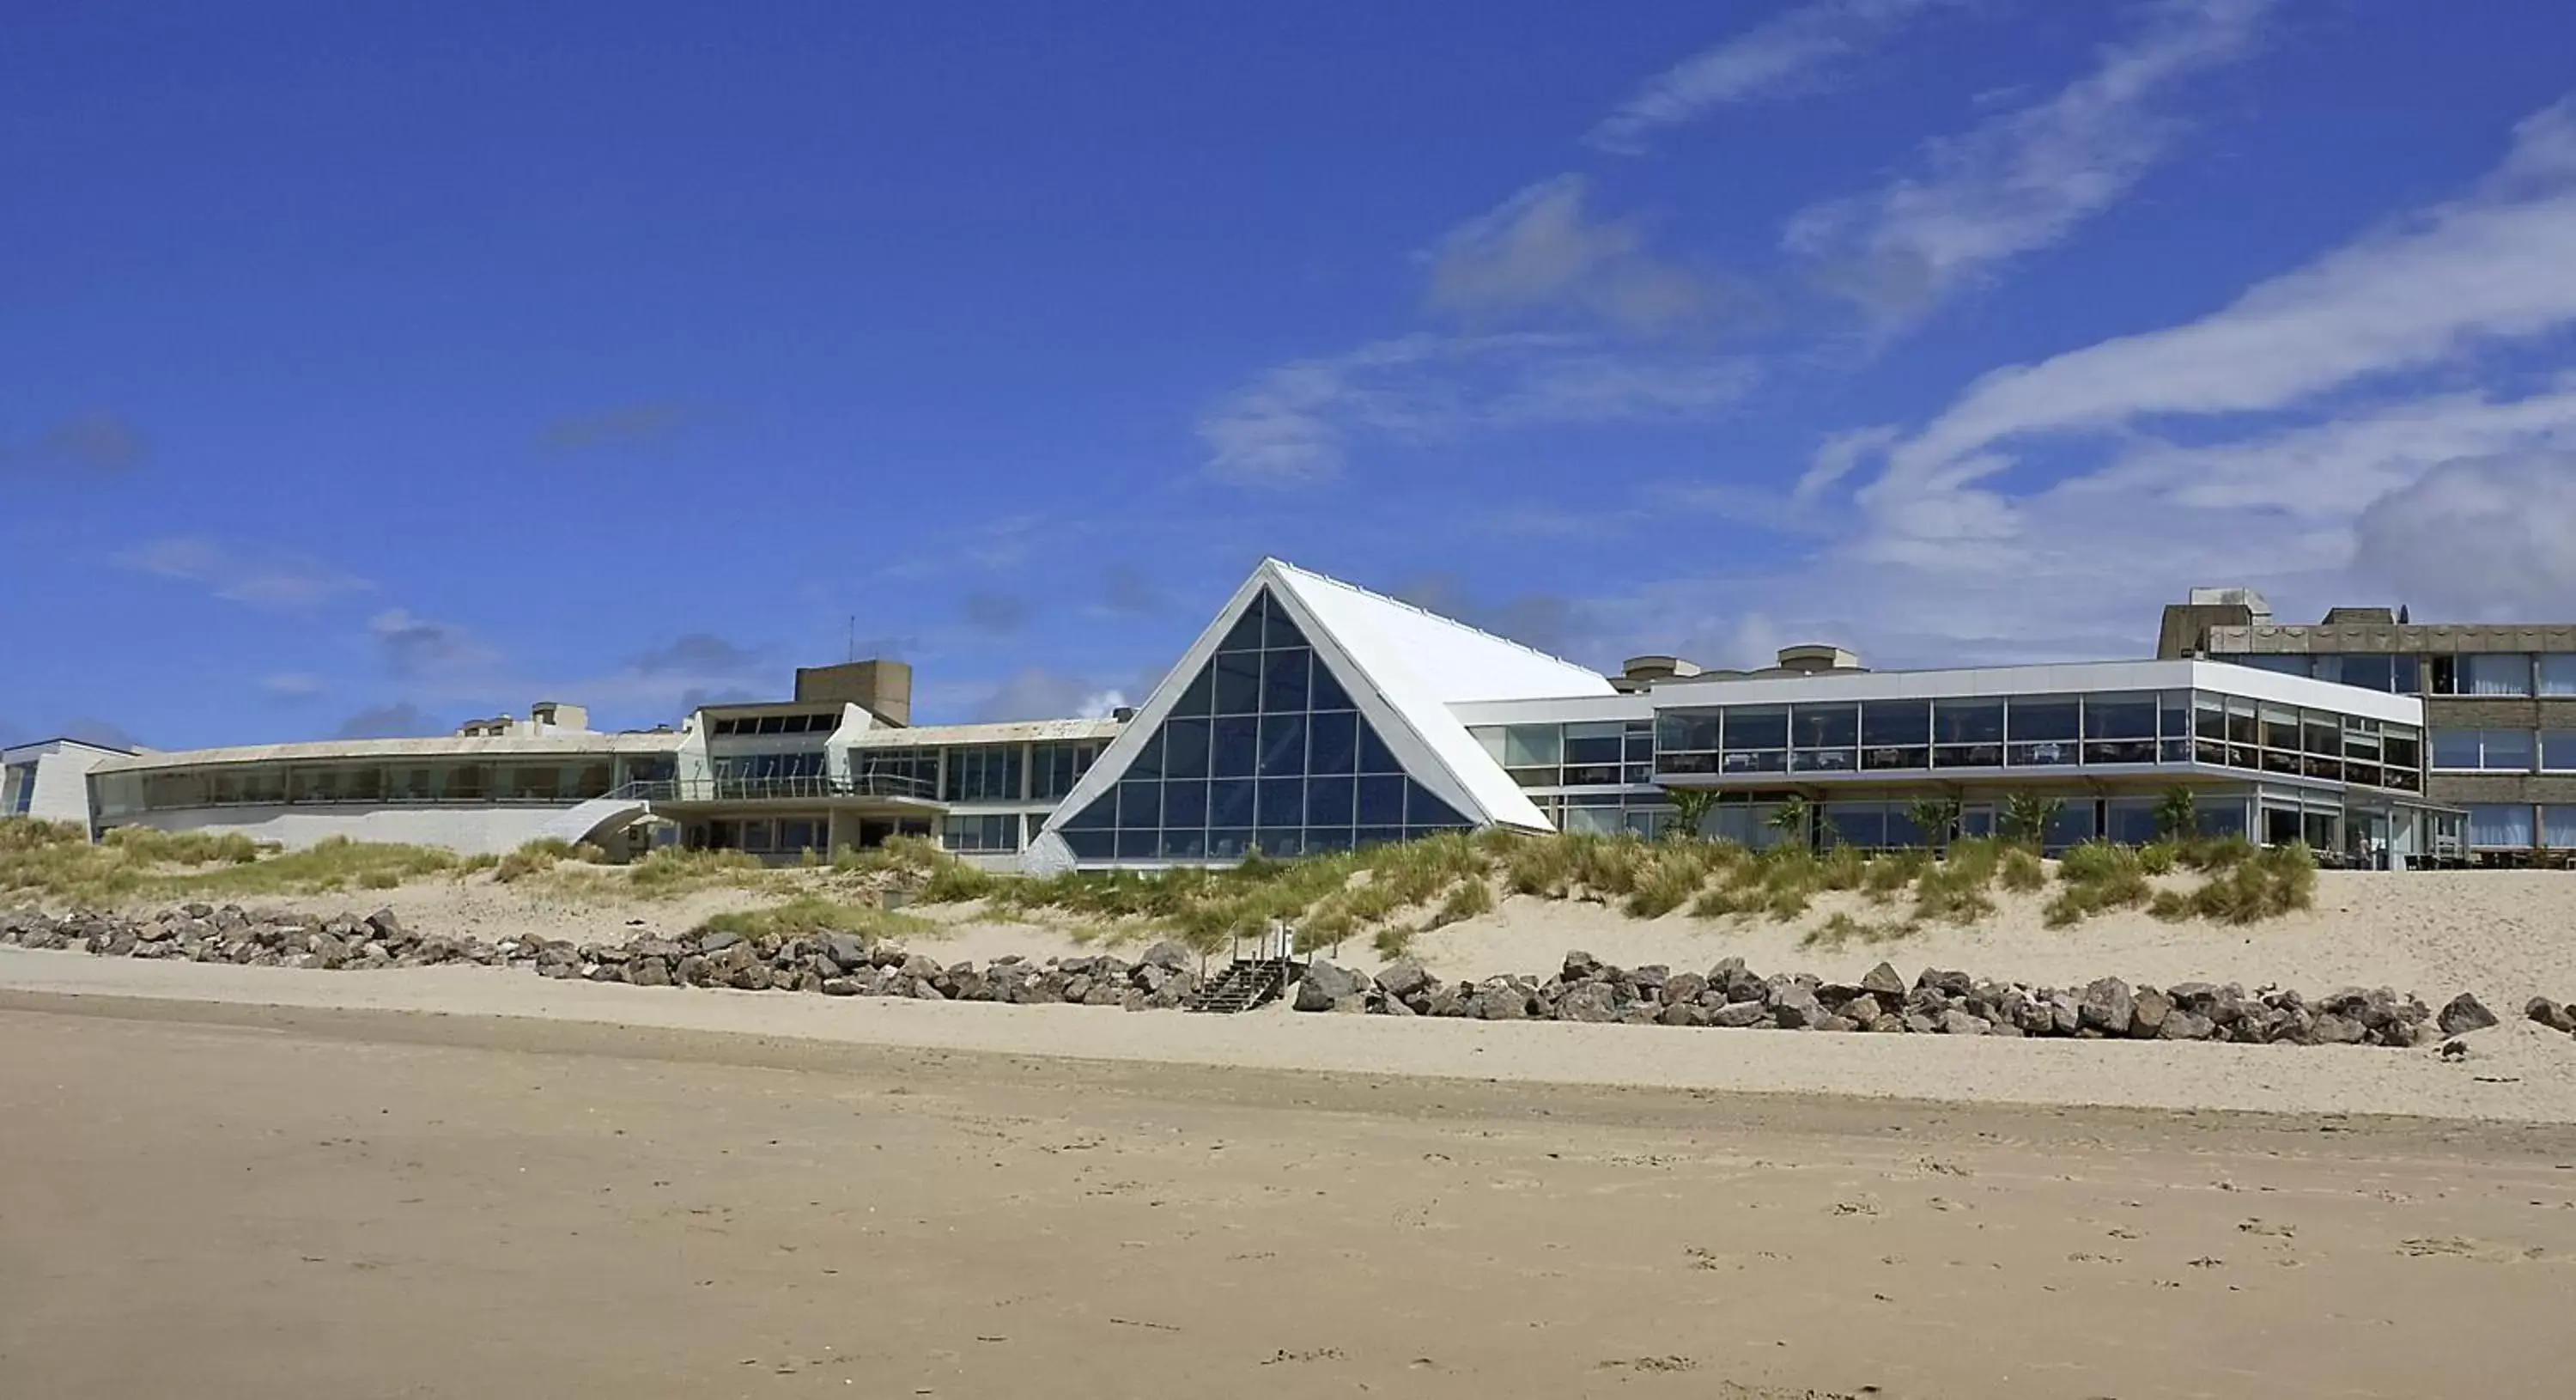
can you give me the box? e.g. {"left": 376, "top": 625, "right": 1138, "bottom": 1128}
{"left": 1270, "top": 562, "right": 1612, "bottom": 830}
{"left": 1037, "top": 558, "right": 1610, "bottom": 843}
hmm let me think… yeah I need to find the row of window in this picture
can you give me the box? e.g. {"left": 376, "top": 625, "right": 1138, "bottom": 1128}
{"left": 2465, "top": 804, "right": 2576, "bottom": 849}
{"left": 2227, "top": 651, "right": 2576, "bottom": 697}
{"left": 1649, "top": 691, "right": 2419, "bottom": 791}
{"left": 705, "top": 712, "right": 841, "bottom": 736}
{"left": 846, "top": 741, "right": 1100, "bottom": 803}
{"left": 941, "top": 813, "right": 1023, "bottom": 854}
{"left": 3, "top": 763, "right": 33, "bottom": 816}
{"left": 1473, "top": 721, "right": 1656, "bottom": 789}
{"left": 2430, "top": 729, "right": 2576, "bottom": 772}
{"left": 94, "top": 760, "right": 656, "bottom": 814}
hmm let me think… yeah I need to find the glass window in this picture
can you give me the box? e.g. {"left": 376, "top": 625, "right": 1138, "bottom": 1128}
{"left": 2103, "top": 799, "right": 2159, "bottom": 846}
{"left": 1860, "top": 701, "right": 1929, "bottom": 770}
{"left": 1258, "top": 714, "right": 1305, "bottom": 776}
{"left": 1158, "top": 721, "right": 1209, "bottom": 781}
{"left": 2542, "top": 654, "right": 2576, "bottom": 697}
{"left": 1562, "top": 721, "right": 1623, "bottom": 785}
{"left": 1255, "top": 777, "right": 1303, "bottom": 829}
{"left": 1305, "top": 776, "right": 1353, "bottom": 827}
{"left": 1163, "top": 779, "right": 1208, "bottom": 829}
{"left": 1789, "top": 704, "right": 1856, "bottom": 772}
{"left": 1933, "top": 697, "right": 2003, "bottom": 768}
{"left": 1308, "top": 711, "right": 1357, "bottom": 774}
{"left": 1209, "top": 778, "right": 1255, "bottom": 829}
{"left": 2006, "top": 697, "right": 2078, "bottom": 766}
{"left": 1822, "top": 802, "right": 1883, "bottom": 849}
{"left": 1358, "top": 719, "right": 1400, "bottom": 774}
{"left": 1261, "top": 648, "right": 1310, "bottom": 713}
{"left": 2465, "top": 653, "right": 2533, "bottom": 696}
{"left": 2544, "top": 806, "right": 2576, "bottom": 849}
{"left": 2383, "top": 726, "right": 2421, "bottom": 773}
{"left": 2485, "top": 728, "right": 2535, "bottom": 771}
{"left": 1170, "top": 666, "right": 1213, "bottom": 717}
{"left": 2544, "top": 731, "right": 2576, "bottom": 772}
{"left": 1212, "top": 651, "right": 1261, "bottom": 715}
{"left": 1309, "top": 661, "right": 1352, "bottom": 712}
{"left": 1218, "top": 595, "right": 1266, "bottom": 652}
{"left": 2045, "top": 802, "right": 2096, "bottom": 852}
{"left": 1356, "top": 775, "right": 1406, "bottom": 827}
{"left": 1503, "top": 725, "right": 1562, "bottom": 767}
{"left": 1263, "top": 601, "right": 1306, "bottom": 650}
{"left": 2082, "top": 692, "right": 2158, "bottom": 764}
{"left": 2467, "top": 803, "right": 2533, "bottom": 849}
{"left": 1212, "top": 715, "right": 1259, "bottom": 777}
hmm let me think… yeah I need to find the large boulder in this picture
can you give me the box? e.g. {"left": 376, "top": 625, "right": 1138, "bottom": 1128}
{"left": 1860, "top": 962, "right": 1907, "bottom": 997}
{"left": 2129, "top": 987, "right": 2172, "bottom": 1039}
{"left": 1938, "top": 1008, "right": 1990, "bottom": 1036}
{"left": 1139, "top": 940, "right": 1193, "bottom": 973}
{"left": 1709, "top": 1000, "right": 1771, "bottom": 1029}
{"left": 1555, "top": 983, "right": 1619, "bottom": 1023}
{"left": 1294, "top": 959, "right": 1365, "bottom": 1013}
{"left": 1471, "top": 983, "right": 1529, "bottom": 1020}
{"left": 1375, "top": 960, "right": 1432, "bottom": 1001}
{"left": 2079, "top": 978, "right": 2134, "bottom": 1036}
{"left": 2528, "top": 996, "right": 2576, "bottom": 1034}
{"left": 2437, "top": 993, "right": 2499, "bottom": 1038}
{"left": 1561, "top": 950, "right": 1603, "bottom": 982}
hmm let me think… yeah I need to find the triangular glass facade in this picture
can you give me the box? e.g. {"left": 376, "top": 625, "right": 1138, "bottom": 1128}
{"left": 1060, "top": 587, "right": 1470, "bottom": 862}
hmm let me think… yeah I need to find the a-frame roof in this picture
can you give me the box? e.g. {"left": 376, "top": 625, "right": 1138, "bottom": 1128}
{"left": 1036, "top": 558, "right": 1613, "bottom": 851}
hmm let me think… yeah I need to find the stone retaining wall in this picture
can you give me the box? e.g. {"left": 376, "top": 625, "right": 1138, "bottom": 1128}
{"left": 3, "top": 905, "right": 2543, "bottom": 1048}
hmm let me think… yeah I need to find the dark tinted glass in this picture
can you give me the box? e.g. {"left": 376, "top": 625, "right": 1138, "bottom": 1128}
{"left": 1212, "top": 652, "right": 1262, "bottom": 715}
{"left": 1162, "top": 717, "right": 1210, "bottom": 779}
{"left": 1261, "top": 648, "right": 1310, "bottom": 713}
{"left": 1308, "top": 710, "right": 1358, "bottom": 773}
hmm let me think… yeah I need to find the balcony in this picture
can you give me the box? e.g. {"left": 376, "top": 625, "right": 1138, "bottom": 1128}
{"left": 611, "top": 772, "right": 939, "bottom": 805}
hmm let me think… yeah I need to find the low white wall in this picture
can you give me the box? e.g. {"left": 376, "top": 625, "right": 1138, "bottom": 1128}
{"left": 116, "top": 803, "right": 590, "bottom": 855}
{"left": 27, "top": 749, "right": 113, "bottom": 826}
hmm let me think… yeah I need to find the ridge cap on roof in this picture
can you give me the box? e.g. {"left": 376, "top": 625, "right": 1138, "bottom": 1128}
{"left": 1263, "top": 557, "right": 1601, "bottom": 679}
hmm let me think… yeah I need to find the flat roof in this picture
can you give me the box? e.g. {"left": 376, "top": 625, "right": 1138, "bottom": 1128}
{"left": 1449, "top": 659, "right": 2425, "bottom": 727}
{"left": 844, "top": 717, "right": 1123, "bottom": 747}
{"left": 91, "top": 731, "right": 687, "bottom": 774}
{"left": 3, "top": 736, "right": 140, "bottom": 760}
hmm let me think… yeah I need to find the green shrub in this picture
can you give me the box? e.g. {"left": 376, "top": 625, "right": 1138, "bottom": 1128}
{"left": 2138, "top": 840, "right": 2178, "bottom": 875}
{"left": 1998, "top": 846, "right": 2045, "bottom": 892}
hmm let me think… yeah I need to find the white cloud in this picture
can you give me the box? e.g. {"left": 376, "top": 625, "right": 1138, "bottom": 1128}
{"left": 1589, "top": 0, "right": 1967, "bottom": 153}
{"left": 114, "top": 536, "right": 372, "bottom": 610}
{"left": 2350, "top": 452, "right": 2576, "bottom": 617}
{"left": 1200, "top": 333, "right": 1756, "bottom": 486}
{"left": 261, "top": 673, "right": 323, "bottom": 702}
{"left": 1422, "top": 176, "right": 1713, "bottom": 331}
{"left": 1786, "top": 0, "right": 2273, "bottom": 326}
{"left": 970, "top": 668, "right": 1130, "bottom": 723}
{"left": 1857, "top": 93, "right": 2576, "bottom": 555}
{"left": 1794, "top": 424, "right": 1901, "bottom": 502}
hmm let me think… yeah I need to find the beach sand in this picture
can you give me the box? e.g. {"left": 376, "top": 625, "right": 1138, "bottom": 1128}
{"left": 4, "top": 993, "right": 2573, "bottom": 1399}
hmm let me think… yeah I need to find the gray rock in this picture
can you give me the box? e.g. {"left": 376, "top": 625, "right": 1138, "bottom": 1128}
{"left": 1562, "top": 950, "right": 1602, "bottom": 981}
{"left": 821, "top": 977, "right": 863, "bottom": 996}
{"left": 2129, "top": 987, "right": 2172, "bottom": 1039}
{"left": 1375, "top": 960, "right": 1431, "bottom": 1001}
{"left": 697, "top": 930, "right": 744, "bottom": 956}
{"left": 820, "top": 934, "right": 871, "bottom": 971}
{"left": 1860, "top": 961, "right": 1907, "bottom": 996}
{"left": 366, "top": 908, "right": 405, "bottom": 942}
{"left": 2437, "top": 992, "right": 2499, "bottom": 1037}
{"left": 1899, "top": 1011, "right": 1940, "bottom": 1034}
{"left": 1471, "top": 986, "right": 1528, "bottom": 1020}
{"left": 631, "top": 957, "right": 671, "bottom": 988}
{"left": 1295, "top": 959, "right": 1364, "bottom": 1012}
{"left": 2527, "top": 996, "right": 2576, "bottom": 1034}
{"left": 2080, "top": 977, "right": 2134, "bottom": 1035}
{"left": 1555, "top": 983, "right": 1619, "bottom": 1023}
{"left": 1939, "top": 1008, "right": 1990, "bottom": 1036}
{"left": 1139, "top": 940, "right": 1193, "bottom": 972}
{"left": 1917, "top": 967, "right": 1972, "bottom": 996}
{"left": 2310, "top": 1013, "right": 2365, "bottom": 1045}
{"left": 1660, "top": 971, "right": 1708, "bottom": 1006}
{"left": 1710, "top": 1000, "right": 1771, "bottom": 1029}
{"left": 2158, "top": 1010, "right": 2215, "bottom": 1041}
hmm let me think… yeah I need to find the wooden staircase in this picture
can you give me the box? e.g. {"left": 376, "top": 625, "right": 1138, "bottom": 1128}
{"left": 1185, "top": 958, "right": 1296, "bottom": 1014}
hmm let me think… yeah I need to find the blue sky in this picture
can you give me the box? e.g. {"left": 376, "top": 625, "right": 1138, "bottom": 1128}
{"left": 8, "top": 0, "right": 2576, "bottom": 751}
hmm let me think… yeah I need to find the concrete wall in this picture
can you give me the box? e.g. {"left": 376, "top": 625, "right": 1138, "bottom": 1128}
{"left": 112, "top": 803, "right": 592, "bottom": 855}
{"left": 7, "top": 745, "right": 118, "bottom": 827}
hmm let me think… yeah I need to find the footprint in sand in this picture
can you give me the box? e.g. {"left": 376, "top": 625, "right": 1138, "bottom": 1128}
{"left": 2398, "top": 1237, "right": 2549, "bottom": 1263}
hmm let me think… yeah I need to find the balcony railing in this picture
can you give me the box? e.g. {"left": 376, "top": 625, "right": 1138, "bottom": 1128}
{"left": 608, "top": 772, "right": 939, "bottom": 805}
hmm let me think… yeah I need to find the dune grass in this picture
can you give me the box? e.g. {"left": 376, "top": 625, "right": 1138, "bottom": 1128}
{"left": 2, "top": 819, "right": 468, "bottom": 904}
{"left": 687, "top": 893, "right": 933, "bottom": 942}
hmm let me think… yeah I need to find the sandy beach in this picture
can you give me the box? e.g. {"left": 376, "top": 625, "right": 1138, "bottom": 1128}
{"left": 4, "top": 991, "right": 2574, "bottom": 1399}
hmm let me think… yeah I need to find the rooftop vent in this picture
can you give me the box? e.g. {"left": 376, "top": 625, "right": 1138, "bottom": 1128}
{"left": 2319, "top": 606, "right": 2397, "bottom": 625}
{"left": 1772, "top": 643, "right": 1862, "bottom": 675}
{"left": 2186, "top": 586, "right": 2273, "bottom": 621}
